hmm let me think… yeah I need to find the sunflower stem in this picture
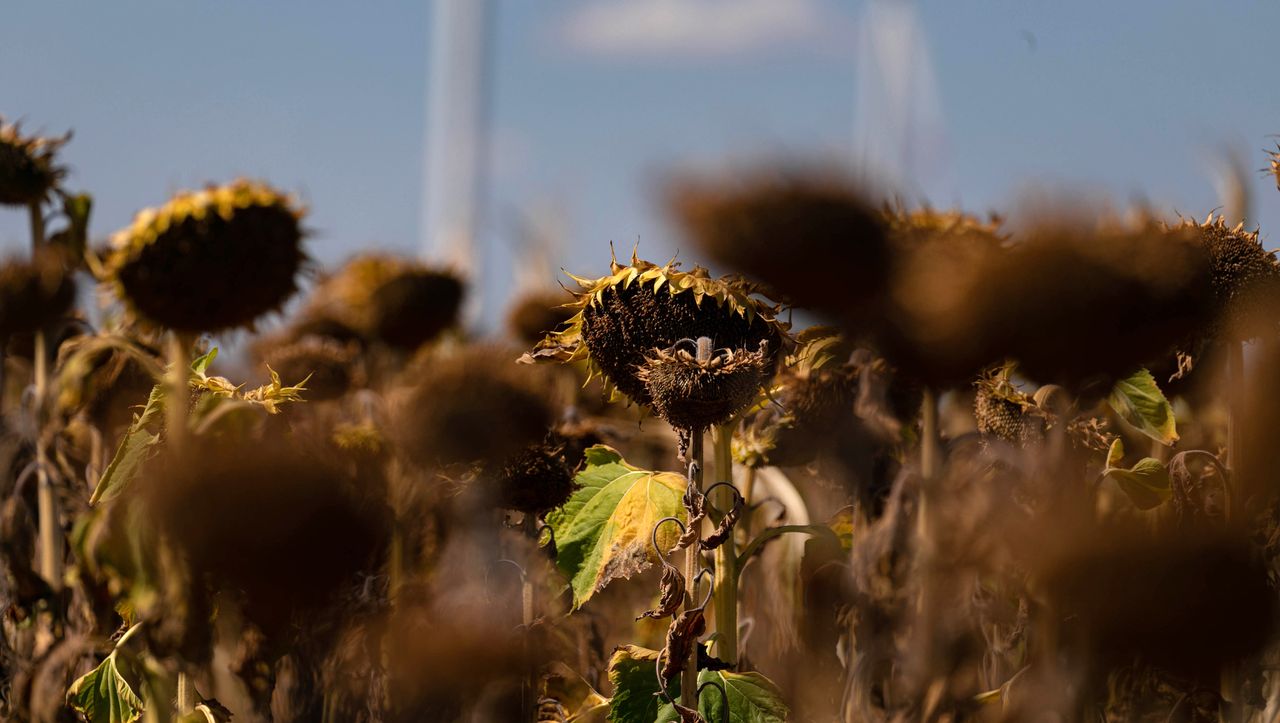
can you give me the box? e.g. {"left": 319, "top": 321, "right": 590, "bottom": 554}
{"left": 28, "top": 202, "right": 61, "bottom": 591}
{"left": 681, "top": 426, "right": 704, "bottom": 710}
{"left": 166, "top": 331, "right": 197, "bottom": 715}
{"left": 34, "top": 330, "right": 61, "bottom": 590}
{"left": 521, "top": 515, "right": 537, "bottom": 720}
{"left": 711, "top": 424, "right": 738, "bottom": 667}
{"left": 166, "top": 333, "right": 192, "bottom": 454}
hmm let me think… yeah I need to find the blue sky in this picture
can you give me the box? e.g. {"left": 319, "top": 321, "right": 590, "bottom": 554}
{"left": 4, "top": 0, "right": 1280, "bottom": 330}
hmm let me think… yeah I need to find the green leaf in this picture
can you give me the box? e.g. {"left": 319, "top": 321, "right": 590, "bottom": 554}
{"left": 190, "top": 348, "right": 218, "bottom": 376}
{"left": 1104, "top": 438, "right": 1171, "bottom": 510}
{"left": 606, "top": 645, "right": 789, "bottom": 723}
{"left": 90, "top": 384, "right": 165, "bottom": 506}
{"left": 66, "top": 650, "right": 143, "bottom": 723}
{"left": 1108, "top": 368, "right": 1177, "bottom": 445}
{"left": 606, "top": 645, "right": 664, "bottom": 723}
{"left": 546, "top": 446, "right": 687, "bottom": 608}
{"left": 656, "top": 669, "right": 789, "bottom": 723}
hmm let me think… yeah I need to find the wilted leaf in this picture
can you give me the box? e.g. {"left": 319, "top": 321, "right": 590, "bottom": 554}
{"left": 1109, "top": 368, "right": 1177, "bottom": 445}
{"left": 66, "top": 647, "right": 143, "bottom": 723}
{"left": 638, "top": 564, "right": 686, "bottom": 621}
{"left": 540, "top": 662, "right": 610, "bottom": 723}
{"left": 660, "top": 608, "right": 707, "bottom": 680}
{"left": 655, "top": 669, "right": 789, "bottom": 723}
{"left": 90, "top": 384, "right": 164, "bottom": 506}
{"left": 701, "top": 491, "right": 743, "bottom": 551}
{"left": 546, "top": 446, "right": 687, "bottom": 608}
{"left": 1104, "top": 438, "right": 1171, "bottom": 510}
{"left": 677, "top": 485, "right": 705, "bottom": 551}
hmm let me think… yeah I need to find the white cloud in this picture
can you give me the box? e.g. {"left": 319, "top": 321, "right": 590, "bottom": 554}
{"left": 562, "top": 0, "right": 829, "bottom": 57}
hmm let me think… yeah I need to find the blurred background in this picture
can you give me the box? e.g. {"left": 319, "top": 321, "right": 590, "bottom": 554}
{"left": 3, "top": 0, "right": 1279, "bottom": 330}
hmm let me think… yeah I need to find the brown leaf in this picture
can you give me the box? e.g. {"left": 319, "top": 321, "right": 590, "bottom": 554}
{"left": 677, "top": 485, "right": 706, "bottom": 550}
{"left": 701, "top": 491, "right": 744, "bottom": 551}
{"left": 660, "top": 609, "right": 707, "bottom": 680}
{"left": 638, "top": 564, "right": 686, "bottom": 620}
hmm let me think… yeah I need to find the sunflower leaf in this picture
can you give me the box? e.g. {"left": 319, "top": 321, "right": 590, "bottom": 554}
{"left": 66, "top": 646, "right": 144, "bottom": 723}
{"left": 546, "top": 446, "right": 687, "bottom": 609}
{"left": 655, "top": 669, "right": 789, "bottom": 723}
{"left": 1108, "top": 368, "right": 1177, "bottom": 445}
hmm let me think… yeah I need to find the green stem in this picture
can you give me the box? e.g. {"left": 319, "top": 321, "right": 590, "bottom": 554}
{"left": 711, "top": 424, "right": 738, "bottom": 666}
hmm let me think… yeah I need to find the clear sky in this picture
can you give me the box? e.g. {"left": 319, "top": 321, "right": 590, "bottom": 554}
{"left": 4, "top": 1, "right": 1280, "bottom": 330}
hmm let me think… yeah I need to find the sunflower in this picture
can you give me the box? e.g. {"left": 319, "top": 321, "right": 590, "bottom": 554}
{"left": 0, "top": 247, "right": 75, "bottom": 337}
{"left": 667, "top": 170, "right": 889, "bottom": 323}
{"left": 1180, "top": 214, "right": 1280, "bottom": 343}
{"left": 303, "top": 253, "right": 464, "bottom": 351}
{"left": 106, "top": 179, "right": 306, "bottom": 332}
{"left": 520, "top": 250, "right": 789, "bottom": 421}
{"left": 0, "top": 117, "right": 69, "bottom": 207}
{"left": 973, "top": 367, "right": 1045, "bottom": 446}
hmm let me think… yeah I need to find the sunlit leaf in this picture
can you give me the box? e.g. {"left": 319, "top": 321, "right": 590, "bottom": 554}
{"left": 655, "top": 669, "right": 789, "bottom": 723}
{"left": 546, "top": 446, "right": 687, "bottom": 608}
{"left": 606, "top": 645, "right": 664, "bottom": 723}
{"left": 90, "top": 384, "right": 164, "bottom": 506}
{"left": 1103, "top": 438, "right": 1171, "bottom": 510}
{"left": 1108, "top": 368, "right": 1177, "bottom": 445}
{"left": 66, "top": 647, "right": 143, "bottom": 723}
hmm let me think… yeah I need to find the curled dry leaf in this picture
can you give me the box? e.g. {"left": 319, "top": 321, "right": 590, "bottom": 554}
{"left": 677, "top": 484, "right": 706, "bottom": 551}
{"left": 638, "top": 564, "right": 687, "bottom": 621}
{"left": 660, "top": 608, "right": 707, "bottom": 681}
{"left": 701, "top": 490, "right": 743, "bottom": 551}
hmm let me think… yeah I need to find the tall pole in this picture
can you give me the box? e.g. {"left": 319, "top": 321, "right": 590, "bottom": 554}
{"left": 423, "top": 0, "right": 493, "bottom": 323}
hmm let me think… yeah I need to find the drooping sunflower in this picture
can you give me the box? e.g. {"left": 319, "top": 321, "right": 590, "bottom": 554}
{"left": 0, "top": 117, "right": 69, "bottom": 207}
{"left": 506, "top": 288, "right": 576, "bottom": 347}
{"left": 667, "top": 169, "right": 889, "bottom": 324}
{"left": 302, "top": 253, "right": 464, "bottom": 351}
{"left": 0, "top": 246, "right": 75, "bottom": 338}
{"left": 875, "top": 207, "right": 1009, "bottom": 387}
{"left": 106, "top": 180, "right": 307, "bottom": 332}
{"left": 973, "top": 368, "right": 1045, "bottom": 447}
{"left": 1179, "top": 214, "right": 1280, "bottom": 343}
{"left": 521, "top": 250, "right": 789, "bottom": 431}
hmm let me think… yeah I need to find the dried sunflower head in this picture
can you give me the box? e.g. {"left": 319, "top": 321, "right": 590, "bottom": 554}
{"left": 521, "top": 250, "right": 789, "bottom": 413}
{"left": 668, "top": 170, "right": 889, "bottom": 323}
{"left": 395, "top": 347, "right": 553, "bottom": 469}
{"left": 141, "top": 440, "right": 388, "bottom": 641}
{"left": 0, "top": 246, "right": 75, "bottom": 338}
{"left": 1179, "top": 214, "right": 1280, "bottom": 343}
{"left": 738, "top": 362, "right": 859, "bottom": 468}
{"left": 876, "top": 208, "right": 1009, "bottom": 387}
{"left": 106, "top": 179, "right": 306, "bottom": 332}
{"left": 0, "top": 117, "right": 68, "bottom": 207}
{"left": 495, "top": 435, "right": 577, "bottom": 515}
{"left": 997, "top": 218, "right": 1212, "bottom": 387}
{"left": 637, "top": 338, "right": 771, "bottom": 433}
{"left": 305, "top": 253, "right": 464, "bottom": 351}
{"left": 881, "top": 209, "right": 1214, "bottom": 389}
{"left": 973, "top": 368, "right": 1044, "bottom": 446}
{"left": 506, "top": 289, "right": 575, "bottom": 347}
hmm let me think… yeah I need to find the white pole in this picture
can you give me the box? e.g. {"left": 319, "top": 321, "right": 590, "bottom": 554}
{"left": 423, "top": 0, "right": 492, "bottom": 319}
